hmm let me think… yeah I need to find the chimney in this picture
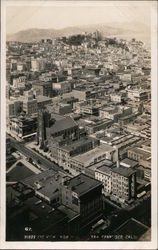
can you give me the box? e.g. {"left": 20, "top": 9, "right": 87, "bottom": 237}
{"left": 117, "top": 160, "right": 120, "bottom": 168}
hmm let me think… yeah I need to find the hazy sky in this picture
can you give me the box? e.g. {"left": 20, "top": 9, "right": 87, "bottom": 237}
{"left": 6, "top": 2, "right": 151, "bottom": 34}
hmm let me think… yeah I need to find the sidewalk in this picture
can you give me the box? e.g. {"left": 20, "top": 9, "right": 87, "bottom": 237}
{"left": 6, "top": 159, "right": 41, "bottom": 175}
{"left": 20, "top": 159, "right": 41, "bottom": 174}
{"left": 6, "top": 160, "right": 21, "bottom": 174}
{"left": 26, "top": 141, "right": 58, "bottom": 164}
{"left": 7, "top": 129, "right": 23, "bottom": 142}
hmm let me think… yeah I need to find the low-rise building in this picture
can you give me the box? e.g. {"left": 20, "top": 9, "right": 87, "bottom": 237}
{"left": 22, "top": 169, "right": 63, "bottom": 204}
{"left": 128, "top": 146, "right": 151, "bottom": 181}
{"left": 101, "top": 133, "right": 141, "bottom": 160}
{"left": 127, "top": 89, "right": 150, "bottom": 102}
{"left": 110, "top": 92, "right": 126, "bottom": 103}
{"left": 8, "top": 112, "right": 38, "bottom": 140}
{"left": 52, "top": 81, "right": 72, "bottom": 95}
{"left": 36, "top": 95, "right": 52, "bottom": 109}
{"left": 69, "top": 144, "right": 115, "bottom": 176}
{"left": 72, "top": 89, "right": 91, "bottom": 101}
{"left": 6, "top": 99, "right": 23, "bottom": 118}
{"left": 99, "top": 105, "right": 132, "bottom": 121}
{"left": 32, "top": 81, "right": 53, "bottom": 97}
{"left": 83, "top": 117, "right": 113, "bottom": 134}
{"left": 49, "top": 136, "right": 99, "bottom": 170}
{"left": 47, "top": 103, "right": 72, "bottom": 115}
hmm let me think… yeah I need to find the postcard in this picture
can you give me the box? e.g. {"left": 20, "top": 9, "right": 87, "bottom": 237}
{"left": 0, "top": 0, "right": 157, "bottom": 249}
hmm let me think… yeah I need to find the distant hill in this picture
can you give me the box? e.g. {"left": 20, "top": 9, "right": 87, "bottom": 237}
{"left": 7, "top": 22, "right": 150, "bottom": 45}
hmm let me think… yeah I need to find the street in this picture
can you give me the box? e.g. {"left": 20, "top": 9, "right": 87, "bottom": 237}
{"left": 8, "top": 134, "right": 64, "bottom": 173}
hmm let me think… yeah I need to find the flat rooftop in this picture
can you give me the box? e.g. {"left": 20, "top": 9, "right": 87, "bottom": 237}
{"left": 32, "top": 81, "right": 52, "bottom": 86}
{"left": 24, "top": 196, "right": 67, "bottom": 231}
{"left": 22, "top": 169, "right": 57, "bottom": 188}
{"left": 88, "top": 159, "right": 115, "bottom": 172}
{"left": 120, "top": 158, "right": 139, "bottom": 168}
{"left": 64, "top": 173, "right": 102, "bottom": 196}
{"left": 113, "top": 218, "right": 149, "bottom": 240}
{"left": 36, "top": 95, "right": 52, "bottom": 103}
{"left": 71, "top": 144, "right": 114, "bottom": 165}
{"left": 112, "top": 166, "right": 136, "bottom": 177}
{"left": 49, "top": 112, "right": 64, "bottom": 121}
{"left": 24, "top": 196, "right": 54, "bottom": 217}
{"left": 96, "top": 164, "right": 115, "bottom": 174}
{"left": 100, "top": 106, "right": 117, "bottom": 112}
{"left": 7, "top": 162, "right": 35, "bottom": 182}
{"left": 60, "top": 137, "right": 93, "bottom": 152}
{"left": 6, "top": 186, "right": 20, "bottom": 203}
{"left": 128, "top": 147, "right": 151, "bottom": 158}
{"left": 58, "top": 204, "right": 79, "bottom": 221}
{"left": 119, "top": 113, "right": 137, "bottom": 121}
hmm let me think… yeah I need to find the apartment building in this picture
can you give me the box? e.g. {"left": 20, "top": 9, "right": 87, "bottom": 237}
{"left": 95, "top": 161, "right": 114, "bottom": 195}
{"left": 111, "top": 165, "right": 137, "bottom": 203}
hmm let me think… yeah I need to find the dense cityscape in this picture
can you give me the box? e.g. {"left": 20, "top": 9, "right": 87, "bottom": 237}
{"left": 6, "top": 31, "right": 151, "bottom": 241}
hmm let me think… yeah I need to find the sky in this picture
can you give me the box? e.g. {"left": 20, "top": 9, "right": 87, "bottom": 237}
{"left": 6, "top": 2, "right": 151, "bottom": 34}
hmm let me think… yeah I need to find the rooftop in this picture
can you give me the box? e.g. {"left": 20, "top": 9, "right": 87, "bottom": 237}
{"left": 58, "top": 204, "right": 79, "bottom": 221}
{"left": 120, "top": 158, "right": 139, "bottom": 168}
{"left": 36, "top": 95, "right": 52, "bottom": 103}
{"left": 32, "top": 81, "right": 52, "bottom": 86}
{"left": 7, "top": 162, "right": 35, "bottom": 182}
{"left": 21, "top": 169, "right": 57, "bottom": 188}
{"left": 113, "top": 218, "right": 149, "bottom": 240}
{"left": 128, "top": 147, "right": 151, "bottom": 159}
{"left": 111, "top": 166, "right": 136, "bottom": 177}
{"left": 96, "top": 164, "right": 115, "bottom": 174}
{"left": 61, "top": 137, "right": 93, "bottom": 152}
{"left": 49, "top": 116, "right": 78, "bottom": 134}
{"left": 24, "top": 196, "right": 67, "bottom": 231}
{"left": 71, "top": 144, "right": 114, "bottom": 165}
{"left": 64, "top": 173, "right": 102, "bottom": 196}
{"left": 6, "top": 186, "right": 20, "bottom": 204}
{"left": 119, "top": 113, "right": 137, "bottom": 121}
{"left": 88, "top": 159, "right": 114, "bottom": 172}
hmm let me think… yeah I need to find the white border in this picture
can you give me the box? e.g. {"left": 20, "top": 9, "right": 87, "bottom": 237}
{"left": 1, "top": 1, "right": 157, "bottom": 249}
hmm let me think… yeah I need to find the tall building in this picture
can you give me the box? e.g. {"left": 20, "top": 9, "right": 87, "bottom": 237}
{"left": 59, "top": 174, "right": 103, "bottom": 233}
{"left": 23, "top": 90, "right": 38, "bottom": 115}
{"left": 111, "top": 164, "right": 137, "bottom": 203}
{"left": 6, "top": 82, "right": 10, "bottom": 100}
{"left": 95, "top": 161, "right": 115, "bottom": 195}
{"left": 95, "top": 160, "right": 137, "bottom": 203}
{"left": 37, "top": 108, "right": 52, "bottom": 148}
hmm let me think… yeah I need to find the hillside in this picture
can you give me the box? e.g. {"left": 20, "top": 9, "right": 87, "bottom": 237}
{"left": 7, "top": 22, "right": 150, "bottom": 45}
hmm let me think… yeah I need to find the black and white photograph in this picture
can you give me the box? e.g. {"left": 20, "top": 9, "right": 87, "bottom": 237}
{"left": 0, "top": 0, "right": 157, "bottom": 249}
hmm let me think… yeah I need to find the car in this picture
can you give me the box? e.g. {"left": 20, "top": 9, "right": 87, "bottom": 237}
{"left": 28, "top": 157, "right": 33, "bottom": 163}
{"left": 37, "top": 159, "right": 41, "bottom": 164}
{"left": 35, "top": 200, "right": 42, "bottom": 205}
